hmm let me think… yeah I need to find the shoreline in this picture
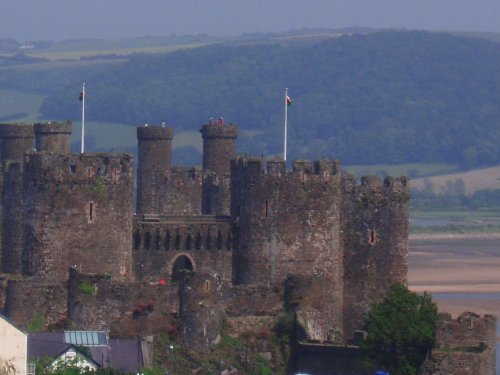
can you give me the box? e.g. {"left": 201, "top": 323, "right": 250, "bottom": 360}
{"left": 410, "top": 232, "right": 500, "bottom": 240}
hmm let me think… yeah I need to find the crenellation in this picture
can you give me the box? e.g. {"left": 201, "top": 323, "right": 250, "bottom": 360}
{"left": 34, "top": 121, "right": 72, "bottom": 153}
{"left": 265, "top": 159, "right": 286, "bottom": 175}
{"left": 24, "top": 152, "right": 133, "bottom": 184}
{"left": 0, "top": 123, "right": 34, "bottom": 161}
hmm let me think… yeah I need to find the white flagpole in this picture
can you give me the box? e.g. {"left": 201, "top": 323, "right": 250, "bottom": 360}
{"left": 284, "top": 88, "right": 288, "bottom": 161}
{"left": 81, "top": 82, "right": 86, "bottom": 154}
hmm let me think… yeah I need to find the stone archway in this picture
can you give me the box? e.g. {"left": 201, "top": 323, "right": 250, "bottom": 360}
{"left": 171, "top": 254, "right": 195, "bottom": 282}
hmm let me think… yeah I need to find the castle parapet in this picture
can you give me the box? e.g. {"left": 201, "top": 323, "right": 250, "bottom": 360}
{"left": 232, "top": 156, "right": 341, "bottom": 180}
{"left": 0, "top": 123, "right": 34, "bottom": 161}
{"left": 34, "top": 121, "right": 72, "bottom": 153}
{"left": 342, "top": 175, "right": 410, "bottom": 197}
{"left": 137, "top": 125, "right": 174, "bottom": 140}
{"left": 200, "top": 123, "right": 238, "bottom": 140}
{"left": 421, "top": 312, "right": 496, "bottom": 375}
{"left": 24, "top": 152, "right": 133, "bottom": 184}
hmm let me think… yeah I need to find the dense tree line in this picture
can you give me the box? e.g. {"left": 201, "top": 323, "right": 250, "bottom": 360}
{"left": 40, "top": 31, "right": 500, "bottom": 167}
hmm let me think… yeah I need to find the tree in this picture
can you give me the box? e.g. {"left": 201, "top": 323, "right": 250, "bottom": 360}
{"left": 0, "top": 359, "right": 16, "bottom": 375}
{"left": 361, "top": 283, "right": 439, "bottom": 375}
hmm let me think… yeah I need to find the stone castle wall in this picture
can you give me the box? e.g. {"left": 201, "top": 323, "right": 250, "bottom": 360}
{"left": 4, "top": 277, "right": 68, "bottom": 329}
{"left": 421, "top": 312, "right": 496, "bottom": 375}
{"left": 133, "top": 216, "right": 233, "bottom": 282}
{"left": 68, "top": 269, "right": 178, "bottom": 337}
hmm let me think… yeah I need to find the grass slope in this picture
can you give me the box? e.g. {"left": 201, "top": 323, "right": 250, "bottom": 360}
{"left": 411, "top": 166, "right": 500, "bottom": 194}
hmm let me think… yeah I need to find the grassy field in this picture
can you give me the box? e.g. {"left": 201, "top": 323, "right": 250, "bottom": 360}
{"left": 22, "top": 43, "right": 208, "bottom": 61}
{"left": 411, "top": 166, "right": 500, "bottom": 194}
{"left": 69, "top": 121, "right": 201, "bottom": 153}
{"left": 0, "top": 89, "right": 46, "bottom": 122}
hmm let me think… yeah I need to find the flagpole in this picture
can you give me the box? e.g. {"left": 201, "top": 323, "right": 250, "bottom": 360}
{"left": 81, "top": 82, "right": 86, "bottom": 154}
{"left": 284, "top": 88, "right": 288, "bottom": 161}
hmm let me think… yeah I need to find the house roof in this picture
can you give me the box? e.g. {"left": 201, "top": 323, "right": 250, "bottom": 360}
{"left": 28, "top": 332, "right": 144, "bottom": 373}
{"left": 28, "top": 332, "right": 77, "bottom": 360}
{"left": 0, "top": 313, "right": 28, "bottom": 335}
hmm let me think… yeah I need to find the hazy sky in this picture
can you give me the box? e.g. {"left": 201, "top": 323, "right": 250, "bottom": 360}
{"left": 2, "top": 0, "right": 500, "bottom": 41}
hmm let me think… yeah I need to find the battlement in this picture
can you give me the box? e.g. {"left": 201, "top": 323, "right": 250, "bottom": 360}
{"left": 231, "top": 157, "right": 341, "bottom": 180}
{"left": 436, "top": 312, "right": 497, "bottom": 350}
{"left": 0, "top": 123, "right": 34, "bottom": 161}
{"left": 0, "top": 123, "right": 34, "bottom": 139}
{"left": 34, "top": 121, "right": 72, "bottom": 153}
{"left": 200, "top": 123, "right": 238, "bottom": 139}
{"left": 341, "top": 174, "right": 410, "bottom": 196}
{"left": 24, "top": 152, "right": 133, "bottom": 184}
{"left": 34, "top": 121, "right": 72, "bottom": 135}
{"left": 137, "top": 125, "right": 174, "bottom": 140}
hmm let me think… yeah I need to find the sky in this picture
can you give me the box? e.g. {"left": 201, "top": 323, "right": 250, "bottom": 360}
{"left": 2, "top": 0, "right": 500, "bottom": 41}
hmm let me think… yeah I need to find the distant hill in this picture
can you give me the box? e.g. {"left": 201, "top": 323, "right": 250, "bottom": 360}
{"left": 34, "top": 30, "right": 500, "bottom": 167}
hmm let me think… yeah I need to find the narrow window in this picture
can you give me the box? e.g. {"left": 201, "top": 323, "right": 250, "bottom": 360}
{"left": 112, "top": 168, "right": 119, "bottom": 182}
{"left": 70, "top": 165, "right": 77, "bottom": 173}
{"left": 204, "top": 280, "right": 211, "bottom": 292}
{"left": 368, "top": 230, "right": 376, "bottom": 245}
{"left": 87, "top": 201, "right": 95, "bottom": 223}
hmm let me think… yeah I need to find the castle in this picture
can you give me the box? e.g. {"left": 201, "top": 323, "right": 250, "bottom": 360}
{"left": 0, "top": 120, "right": 494, "bottom": 374}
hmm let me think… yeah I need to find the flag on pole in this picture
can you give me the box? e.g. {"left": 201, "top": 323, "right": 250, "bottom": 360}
{"left": 286, "top": 95, "right": 292, "bottom": 106}
{"left": 79, "top": 91, "right": 84, "bottom": 101}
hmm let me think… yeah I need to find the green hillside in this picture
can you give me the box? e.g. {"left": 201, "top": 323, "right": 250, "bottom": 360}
{"left": 38, "top": 31, "right": 500, "bottom": 167}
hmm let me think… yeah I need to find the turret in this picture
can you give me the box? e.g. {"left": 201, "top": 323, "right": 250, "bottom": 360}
{"left": 341, "top": 175, "right": 410, "bottom": 343}
{"left": 136, "top": 125, "right": 174, "bottom": 215}
{"left": 200, "top": 123, "right": 237, "bottom": 215}
{"left": 34, "top": 121, "right": 72, "bottom": 153}
{"left": 0, "top": 123, "right": 34, "bottom": 161}
{"left": 200, "top": 123, "right": 237, "bottom": 176}
{"left": 0, "top": 123, "right": 34, "bottom": 274}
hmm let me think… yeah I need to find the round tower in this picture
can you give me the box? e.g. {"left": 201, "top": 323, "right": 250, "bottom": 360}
{"left": 34, "top": 121, "right": 72, "bottom": 153}
{"left": 136, "top": 125, "right": 174, "bottom": 215}
{"left": 0, "top": 123, "right": 35, "bottom": 161}
{"left": 0, "top": 123, "right": 34, "bottom": 274}
{"left": 200, "top": 123, "right": 237, "bottom": 215}
{"left": 200, "top": 123, "right": 237, "bottom": 176}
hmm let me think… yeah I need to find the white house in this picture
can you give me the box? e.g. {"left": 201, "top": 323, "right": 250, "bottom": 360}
{"left": 0, "top": 314, "right": 27, "bottom": 375}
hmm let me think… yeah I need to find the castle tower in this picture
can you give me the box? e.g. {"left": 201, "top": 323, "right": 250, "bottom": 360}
{"left": 231, "top": 157, "right": 345, "bottom": 343}
{"left": 23, "top": 152, "right": 134, "bottom": 282}
{"left": 136, "top": 125, "right": 174, "bottom": 215}
{"left": 0, "top": 123, "right": 34, "bottom": 274}
{"left": 200, "top": 123, "right": 237, "bottom": 215}
{"left": 341, "top": 175, "right": 410, "bottom": 343}
{"left": 34, "top": 121, "right": 72, "bottom": 153}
